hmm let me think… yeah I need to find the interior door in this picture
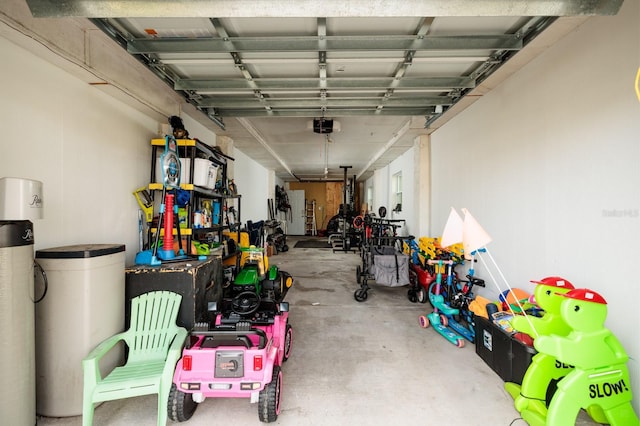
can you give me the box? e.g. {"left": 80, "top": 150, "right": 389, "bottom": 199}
{"left": 285, "top": 189, "right": 306, "bottom": 235}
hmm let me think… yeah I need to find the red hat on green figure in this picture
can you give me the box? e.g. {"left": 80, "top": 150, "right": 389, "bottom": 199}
{"left": 530, "top": 276, "right": 575, "bottom": 289}
{"left": 561, "top": 288, "right": 607, "bottom": 305}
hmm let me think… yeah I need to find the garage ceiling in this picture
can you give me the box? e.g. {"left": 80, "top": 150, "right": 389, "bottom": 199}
{"left": 27, "top": 0, "right": 623, "bottom": 181}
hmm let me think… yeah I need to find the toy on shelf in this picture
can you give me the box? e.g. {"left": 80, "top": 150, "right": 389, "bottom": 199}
{"left": 135, "top": 135, "right": 191, "bottom": 265}
{"left": 132, "top": 186, "right": 153, "bottom": 251}
{"left": 154, "top": 136, "right": 189, "bottom": 264}
{"left": 521, "top": 288, "right": 639, "bottom": 426}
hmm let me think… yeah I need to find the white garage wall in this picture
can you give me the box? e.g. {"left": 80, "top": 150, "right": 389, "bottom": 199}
{"left": 0, "top": 36, "right": 158, "bottom": 264}
{"left": 430, "top": 0, "right": 639, "bottom": 409}
{"left": 0, "top": 33, "right": 265, "bottom": 265}
{"left": 232, "top": 148, "right": 270, "bottom": 223}
{"left": 181, "top": 115, "right": 217, "bottom": 146}
{"left": 371, "top": 167, "right": 389, "bottom": 215}
{"left": 386, "top": 147, "right": 416, "bottom": 237}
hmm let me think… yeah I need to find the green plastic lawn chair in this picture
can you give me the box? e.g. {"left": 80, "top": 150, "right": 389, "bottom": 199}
{"left": 82, "top": 290, "right": 187, "bottom": 426}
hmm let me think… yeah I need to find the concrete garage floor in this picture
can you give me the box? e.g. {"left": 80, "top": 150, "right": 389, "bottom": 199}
{"left": 38, "top": 236, "right": 598, "bottom": 426}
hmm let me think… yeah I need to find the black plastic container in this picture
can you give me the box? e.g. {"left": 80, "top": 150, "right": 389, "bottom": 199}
{"left": 125, "top": 256, "right": 223, "bottom": 330}
{"left": 474, "top": 315, "right": 537, "bottom": 384}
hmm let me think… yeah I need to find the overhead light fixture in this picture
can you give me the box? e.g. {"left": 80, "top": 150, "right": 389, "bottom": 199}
{"left": 307, "top": 119, "right": 341, "bottom": 133}
{"left": 313, "top": 118, "right": 333, "bottom": 134}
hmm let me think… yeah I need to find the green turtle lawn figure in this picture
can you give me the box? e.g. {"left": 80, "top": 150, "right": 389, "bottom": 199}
{"left": 504, "top": 277, "right": 575, "bottom": 416}
{"left": 521, "top": 288, "right": 639, "bottom": 426}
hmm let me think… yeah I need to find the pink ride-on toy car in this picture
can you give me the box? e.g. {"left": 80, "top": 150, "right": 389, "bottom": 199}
{"left": 168, "top": 294, "right": 293, "bottom": 423}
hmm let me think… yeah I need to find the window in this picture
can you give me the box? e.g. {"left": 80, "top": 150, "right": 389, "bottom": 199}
{"left": 366, "top": 187, "right": 373, "bottom": 214}
{"left": 392, "top": 172, "right": 402, "bottom": 212}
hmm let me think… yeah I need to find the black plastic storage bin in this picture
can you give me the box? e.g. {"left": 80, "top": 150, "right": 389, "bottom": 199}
{"left": 125, "top": 255, "right": 223, "bottom": 330}
{"left": 474, "top": 315, "right": 537, "bottom": 384}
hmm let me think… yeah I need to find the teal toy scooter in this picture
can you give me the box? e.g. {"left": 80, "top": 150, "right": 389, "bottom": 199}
{"left": 427, "top": 257, "right": 482, "bottom": 343}
{"left": 419, "top": 259, "right": 466, "bottom": 348}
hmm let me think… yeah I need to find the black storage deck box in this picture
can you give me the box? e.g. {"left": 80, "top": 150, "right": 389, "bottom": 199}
{"left": 474, "top": 315, "right": 537, "bottom": 384}
{"left": 125, "top": 256, "right": 223, "bottom": 330}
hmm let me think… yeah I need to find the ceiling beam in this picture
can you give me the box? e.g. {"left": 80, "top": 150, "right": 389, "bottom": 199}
{"left": 128, "top": 35, "right": 523, "bottom": 54}
{"left": 176, "top": 77, "right": 476, "bottom": 91}
{"left": 375, "top": 17, "right": 435, "bottom": 113}
{"left": 208, "top": 18, "right": 273, "bottom": 115}
{"left": 158, "top": 55, "right": 492, "bottom": 65}
{"left": 26, "top": 0, "right": 624, "bottom": 18}
{"left": 214, "top": 108, "right": 437, "bottom": 117}
{"left": 197, "top": 97, "right": 454, "bottom": 108}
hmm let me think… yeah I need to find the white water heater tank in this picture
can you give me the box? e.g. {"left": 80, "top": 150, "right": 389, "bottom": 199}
{"left": 0, "top": 221, "right": 36, "bottom": 426}
{"left": 0, "top": 177, "right": 43, "bottom": 221}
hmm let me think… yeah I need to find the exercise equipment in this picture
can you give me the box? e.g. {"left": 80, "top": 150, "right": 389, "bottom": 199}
{"left": 329, "top": 165, "right": 360, "bottom": 252}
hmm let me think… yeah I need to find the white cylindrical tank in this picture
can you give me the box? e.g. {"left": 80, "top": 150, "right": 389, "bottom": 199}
{"left": 35, "top": 244, "right": 125, "bottom": 417}
{"left": 0, "top": 177, "right": 43, "bottom": 221}
{"left": 0, "top": 221, "right": 36, "bottom": 426}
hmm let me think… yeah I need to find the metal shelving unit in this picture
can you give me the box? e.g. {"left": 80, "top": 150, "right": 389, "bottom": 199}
{"left": 148, "top": 138, "right": 240, "bottom": 256}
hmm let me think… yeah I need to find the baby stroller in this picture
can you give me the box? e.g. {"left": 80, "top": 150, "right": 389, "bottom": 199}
{"left": 354, "top": 209, "right": 411, "bottom": 302}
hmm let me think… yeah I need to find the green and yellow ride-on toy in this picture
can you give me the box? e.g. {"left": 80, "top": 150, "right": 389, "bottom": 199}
{"left": 228, "top": 245, "right": 293, "bottom": 305}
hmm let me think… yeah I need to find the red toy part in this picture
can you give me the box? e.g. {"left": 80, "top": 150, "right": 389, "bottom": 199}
{"left": 530, "top": 276, "right": 575, "bottom": 290}
{"left": 499, "top": 288, "right": 530, "bottom": 306}
{"left": 163, "top": 193, "right": 175, "bottom": 252}
{"left": 411, "top": 263, "right": 437, "bottom": 289}
{"left": 512, "top": 332, "right": 535, "bottom": 347}
{"left": 561, "top": 288, "right": 607, "bottom": 305}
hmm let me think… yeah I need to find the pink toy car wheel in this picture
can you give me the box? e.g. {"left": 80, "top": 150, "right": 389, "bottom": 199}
{"left": 259, "top": 366, "right": 282, "bottom": 422}
{"left": 167, "top": 383, "right": 198, "bottom": 422}
{"left": 283, "top": 323, "right": 293, "bottom": 361}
